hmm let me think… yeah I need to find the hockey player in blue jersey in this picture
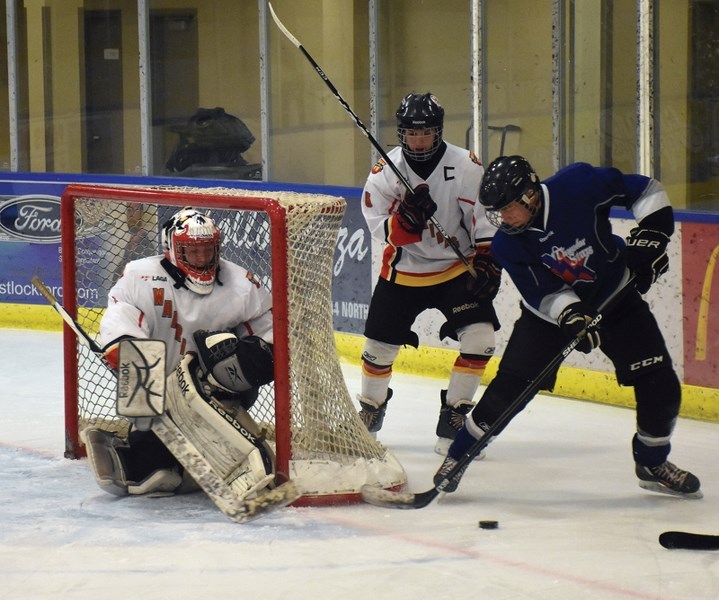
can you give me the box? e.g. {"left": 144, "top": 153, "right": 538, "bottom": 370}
{"left": 434, "top": 155, "right": 702, "bottom": 499}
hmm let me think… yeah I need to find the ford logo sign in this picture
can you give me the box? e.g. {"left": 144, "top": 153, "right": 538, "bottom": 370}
{"left": 0, "top": 195, "right": 62, "bottom": 243}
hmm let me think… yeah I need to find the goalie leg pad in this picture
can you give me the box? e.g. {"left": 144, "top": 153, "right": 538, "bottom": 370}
{"left": 165, "top": 354, "right": 276, "bottom": 500}
{"left": 127, "top": 468, "right": 183, "bottom": 496}
{"left": 86, "top": 428, "right": 185, "bottom": 496}
{"left": 85, "top": 428, "right": 130, "bottom": 496}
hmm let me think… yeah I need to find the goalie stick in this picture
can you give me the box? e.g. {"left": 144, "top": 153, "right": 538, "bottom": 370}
{"left": 659, "top": 531, "right": 719, "bottom": 551}
{"left": 267, "top": 2, "right": 477, "bottom": 279}
{"left": 361, "top": 275, "right": 636, "bottom": 510}
{"left": 31, "top": 276, "right": 299, "bottom": 523}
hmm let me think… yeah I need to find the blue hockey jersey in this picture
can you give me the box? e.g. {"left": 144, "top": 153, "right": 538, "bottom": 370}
{"left": 491, "top": 162, "right": 672, "bottom": 323}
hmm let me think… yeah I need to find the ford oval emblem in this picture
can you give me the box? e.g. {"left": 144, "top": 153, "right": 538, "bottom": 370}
{"left": 0, "top": 195, "right": 62, "bottom": 243}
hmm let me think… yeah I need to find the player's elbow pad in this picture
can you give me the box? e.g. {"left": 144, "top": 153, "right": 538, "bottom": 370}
{"left": 102, "top": 335, "right": 136, "bottom": 370}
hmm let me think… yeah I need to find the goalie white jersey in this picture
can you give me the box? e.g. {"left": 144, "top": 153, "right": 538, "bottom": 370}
{"left": 100, "top": 255, "right": 273, "bottom": 373}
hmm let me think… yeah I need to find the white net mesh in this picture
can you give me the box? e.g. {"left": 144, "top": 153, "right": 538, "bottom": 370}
{"left": 64, "top": 185, "right": 406, "bottom": 504}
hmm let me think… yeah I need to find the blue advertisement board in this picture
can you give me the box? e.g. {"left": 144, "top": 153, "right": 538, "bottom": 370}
{"left": 0, "top": 174, "right": 371, "bottom": 334}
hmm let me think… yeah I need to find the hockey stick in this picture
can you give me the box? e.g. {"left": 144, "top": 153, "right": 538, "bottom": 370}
{"left": 31, "top": 276, "right": 299, "bottom": 523}
{"left": 267, "top": 3, "right": 477, "bottom": 278}
{"left": 659, "top": 531, "right": 719, "bottom": 551}
{"left": 361, "top": 274, "right": 636, "bottom": 509}
{"left": 32, "top": 276, "right": 104, "bottom": 354}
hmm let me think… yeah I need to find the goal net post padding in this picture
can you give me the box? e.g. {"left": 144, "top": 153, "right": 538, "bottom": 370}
{"left": 60, "top": 183, "right": 407, "bottom": 506}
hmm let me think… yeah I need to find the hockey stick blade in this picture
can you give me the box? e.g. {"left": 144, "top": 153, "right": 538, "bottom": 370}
{"left": 659, "top": 531, "right": 719, "bottom": 551}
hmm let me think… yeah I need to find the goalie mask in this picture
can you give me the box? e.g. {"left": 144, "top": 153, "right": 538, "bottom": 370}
{"left": 162, "top": 207, "right": 221, "bottom": 294}
{"left": 396, "top": 92, "right": 445, "bottom": 162}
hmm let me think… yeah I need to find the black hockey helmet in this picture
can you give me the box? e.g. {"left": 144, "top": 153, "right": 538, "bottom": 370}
{"left": 479, "top": 155, "right": 542, "bottom": 234}
{"left": 396, "top": 92, "right": 444, "bottom": 161}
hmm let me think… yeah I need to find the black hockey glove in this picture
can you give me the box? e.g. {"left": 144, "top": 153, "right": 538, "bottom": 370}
{"left": 396, "top": 184, "right": 437, "bottom": 235}
{"left": 557, "top": 302, "right": 601, "bottom": 354}
{"left": 625, "top": 227, "right": 670, "bottom": 294}
{"left": 193, "top": 330, "right": 274, "bottom": 393}
{"left": 467, "top": 245, "right": 502, "bottom": 299}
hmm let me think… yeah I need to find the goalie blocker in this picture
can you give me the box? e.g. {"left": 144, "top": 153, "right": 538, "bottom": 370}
{"left": 85, "top": 339, "right": 276, "bottom": 499}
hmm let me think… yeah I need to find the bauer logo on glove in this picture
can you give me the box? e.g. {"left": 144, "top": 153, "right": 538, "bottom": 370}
{"left": 625, "top": 227, "right": 670, "bottom": 294}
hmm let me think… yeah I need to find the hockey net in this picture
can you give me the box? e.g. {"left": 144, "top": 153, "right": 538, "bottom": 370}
{"left": 60, "top": 183, "right": 406, "bottom": 506}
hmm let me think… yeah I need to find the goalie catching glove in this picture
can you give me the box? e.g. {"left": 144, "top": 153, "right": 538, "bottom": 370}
{"left": 625, "top": 227, "right": 670, "bottom": 294}
{"left": 396, "top": 184, "right": 437, "bottom": 234}
{"left": 557, "top": 302, "right": 601, "bottom": 354}
{"left": 193, "top": 330, "right": 274, "bottom": 394}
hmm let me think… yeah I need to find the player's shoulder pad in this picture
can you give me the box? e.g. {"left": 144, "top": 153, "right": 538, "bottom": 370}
{"left": 371, "top": 158, "right": 387, "bottom": 174}
{"left": 469, "top": 150, "right": 482, "bottom": 166}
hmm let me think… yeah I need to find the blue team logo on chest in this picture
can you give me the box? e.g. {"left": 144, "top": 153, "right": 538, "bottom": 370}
{"left": 543, "top": 238, "right": 596, "bottom": 283}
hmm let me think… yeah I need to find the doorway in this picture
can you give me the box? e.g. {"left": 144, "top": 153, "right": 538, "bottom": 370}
{"left": 150, "top": 11, "right": 199, "bottom": 174}
{"left": 84, "top": 10, "right": 124, "bottom": 174}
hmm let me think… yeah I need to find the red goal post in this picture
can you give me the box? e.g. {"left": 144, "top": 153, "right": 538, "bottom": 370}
{"left": 60, "top": 183, "right": 406, "bottom": 506}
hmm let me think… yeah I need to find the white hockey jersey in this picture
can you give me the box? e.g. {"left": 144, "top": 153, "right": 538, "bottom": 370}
{"left": 361, "top": 142, "right": 493, "bottom": 286}
{"left": 100, "top": 255, "right": 273, "bottom": 374}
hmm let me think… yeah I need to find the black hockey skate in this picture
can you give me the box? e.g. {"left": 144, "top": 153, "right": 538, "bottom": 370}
{"left": 434, "top": 390, "right": 480, "bottom": 457}
{"left": 635, "top": 461, "right": 702, "bottom": 499}
{"left": 358, "top": 389, "right": 393, "bottom": 435}
{"left": 433, "top": 455, "right": 468, "bottom": 493}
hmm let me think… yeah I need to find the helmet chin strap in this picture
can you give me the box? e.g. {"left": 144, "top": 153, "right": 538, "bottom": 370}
{"left": 161, "top": 257, "right": 190, "bottom": 290}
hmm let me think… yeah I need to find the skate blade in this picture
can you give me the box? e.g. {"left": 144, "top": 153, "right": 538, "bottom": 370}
{"left": 638, "top": 480, "right": 703, "bottom": 499}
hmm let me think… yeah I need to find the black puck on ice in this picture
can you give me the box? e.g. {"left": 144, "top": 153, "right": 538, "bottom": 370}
{"left": 478, "top": 520, "right": 499, "bottom": 529}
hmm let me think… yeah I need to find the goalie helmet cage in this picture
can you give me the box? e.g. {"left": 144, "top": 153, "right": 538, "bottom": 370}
{"left": 60, "top": 183, "right": 407, "bottom": 507}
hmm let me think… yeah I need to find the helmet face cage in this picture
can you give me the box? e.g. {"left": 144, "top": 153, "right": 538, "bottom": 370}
{"left": 484, "top": 191, "right": 540, "bottom": 235}
{"left": 162, "top": 208, "right": 221, "bottom": 294}
{"left": 396, "top": 93, "right": 445, "bottom": 161}
{"left": 480, "top": 155, "right": 541, "bottom": 235}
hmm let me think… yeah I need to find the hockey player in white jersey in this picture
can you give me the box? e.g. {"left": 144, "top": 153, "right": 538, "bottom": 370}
{"left": 358, "top": 92, "right": 502, "bottom": 454}
{"left": 85, "top": 207, "right": 278, "bottom": 499}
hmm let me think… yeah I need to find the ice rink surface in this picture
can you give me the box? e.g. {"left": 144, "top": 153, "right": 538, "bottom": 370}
{"left": 1, "top": 329, "right": 718, "bottom": 600}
